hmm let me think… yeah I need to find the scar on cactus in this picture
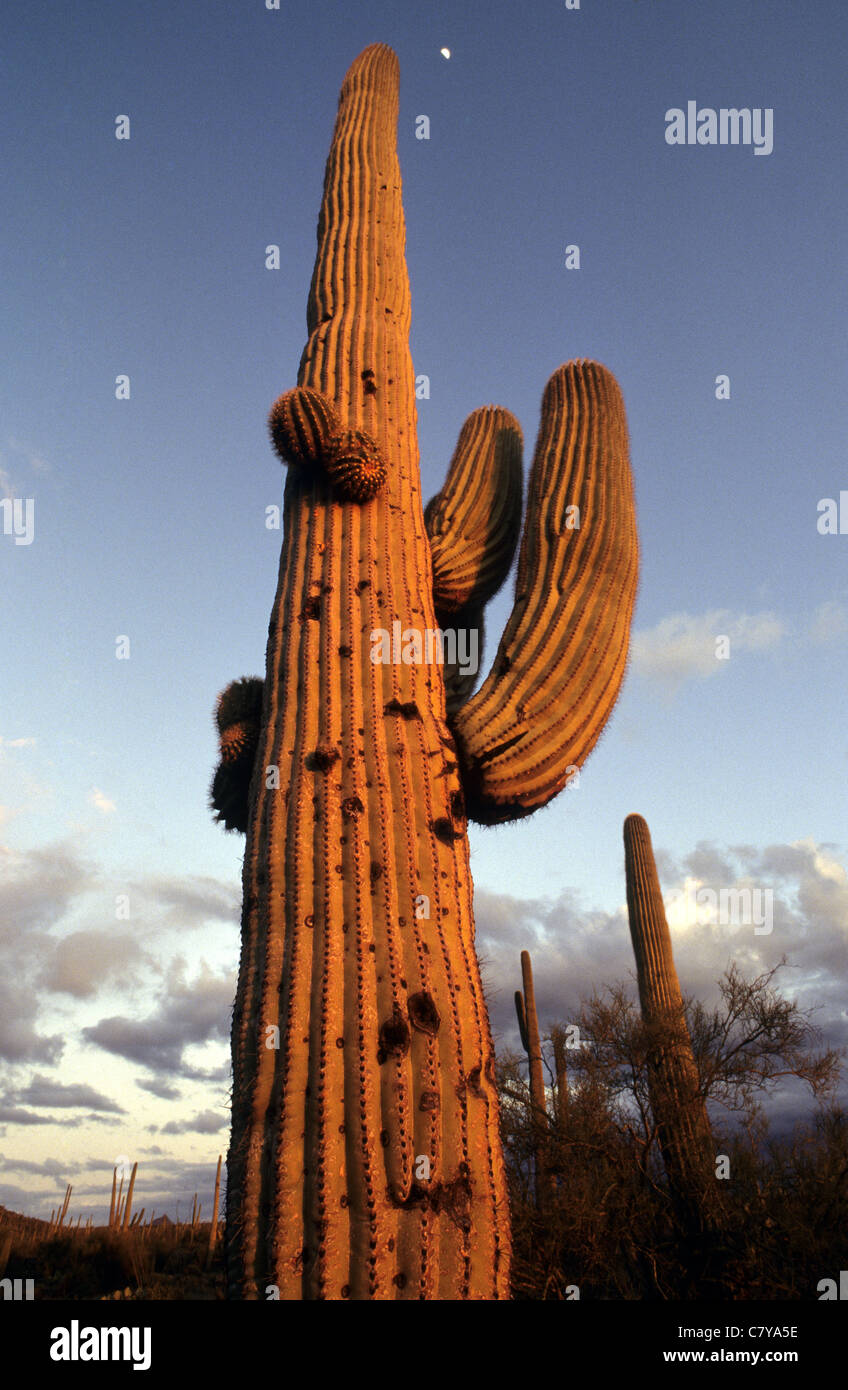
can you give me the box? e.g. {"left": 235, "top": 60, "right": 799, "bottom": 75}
{"left": 212, "top": 43, "right": 638, "bottom": 1299}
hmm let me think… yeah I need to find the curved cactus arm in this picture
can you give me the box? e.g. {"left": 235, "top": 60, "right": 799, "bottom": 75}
{"left": 451, "top": 360, "right": 639, "bottom": 825}
{"left": 424, "top": 408, "right": 521, "bottom": 719}
{"left": 424, "top": 406, "right": 523, "bottom": 614}
{"left": 209, "top": 677, "right": 264, "bottom": 833}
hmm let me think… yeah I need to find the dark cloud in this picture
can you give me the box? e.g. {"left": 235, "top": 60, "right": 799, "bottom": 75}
{"left": 0, "top": 1106, "right": 77, "bottom": 1126}
{"left": 0, "top": 1181, "right": 50, "bottom": 1211}
{"left": 0, "top": 981, "right": 63, "bottom": 1065}
{"left": 0, "top": 843, "right": 237, "bottom": 1070}
{"left": 140, "top": 876, "right": 240, "bottom": 929}
{"left": 37, "top": 929, "right": 149, "bottom": 999}
{"left": 136, "top": 1078, "right": 182, "bottom": 1101}
{"left": 0, "top": 839, "right": 97, "bottom": 1063}
{"left": 11, "top": 1075, "right": 124, "bottom": 1113}
{"left": 82, "top": 959, "right": 233, "bottom": 1074}
{"left": 0, "top": 841, "right": 97, "bottom": 934}
{"left": 0, "top": 1154, "right": 76, "bottom": 1177}
{"left": 755, "top": 843, "right": 818, "bottom": 878}
{"left": 159, "top": 1109, "right": 227, "bottom": 1136}
{"left": 683, "top": 843, "right": 739, "bottom": 884}
{"left": 475, "top": 887, "right": 632, "bottom": 1049}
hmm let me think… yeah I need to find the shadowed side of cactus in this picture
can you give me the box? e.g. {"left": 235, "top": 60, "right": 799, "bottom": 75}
{"left": 623, "top": 813, "right": 722, "bottom": 1231}
{"left": 425, "top": 405, "right": 523, "bottom": 715}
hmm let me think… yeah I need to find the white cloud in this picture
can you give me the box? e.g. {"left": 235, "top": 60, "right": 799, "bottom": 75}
{"left": 630, "top": 609, "right": 784, "bottom": 692}
{"left": 90, "top": 788, "right": 116, "bottom": 814}
{"left": 809, "top": 600, "right": 848, "bottom": 644}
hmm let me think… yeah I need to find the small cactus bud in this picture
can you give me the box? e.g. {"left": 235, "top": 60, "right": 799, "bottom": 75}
{"left": 220, "top": 721, "right": 257, "bottom": 765}
{"left": 216, "top": 677, "right": 264, "bottom": 733}
{"left": 324, "top": 428, "right": 387, "bottom": 501}
{"left": 268, "top": 387, "right": 340, "bottom": 469}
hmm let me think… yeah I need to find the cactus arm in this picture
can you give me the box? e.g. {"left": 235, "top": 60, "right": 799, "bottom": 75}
{"left": 453, "top": 361, "right": 639, "bottom": 825}
{"left": 516, "top": 949, "right": 550, "bottom": 1208}
{"left": 209, "top": 677, "right": 264, "bottom": 833}
{"left": 424, "top": 406, "right": 523, "bottom": 615}
{"left": 514, "top": 989, "right": 529, "bottom": 1052}
{"left": 424, "top": 408, "right": 521, "bottom": 718}
{"left": 623, "top": 814, "right": 721, "bottom": 1229}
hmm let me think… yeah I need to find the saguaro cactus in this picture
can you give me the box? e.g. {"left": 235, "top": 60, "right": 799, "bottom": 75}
{"left": 212, "top": 43, "right": 638, "bottom": 1300}
{"left": 514, "top": 950, "right": 551, "bottom": 1207}
{"left": 551, "top": 1026, "right": 569, "bottom": 1130}
{"left": 623, "top": 814, "right": 719, "bottom": 1227}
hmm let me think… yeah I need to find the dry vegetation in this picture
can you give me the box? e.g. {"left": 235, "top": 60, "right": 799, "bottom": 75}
{"left": 501, "top": 961, "right": 847, "bottom": 1300}
{"left": 0, "top": 1206, "right": 224, "bottom": 1301}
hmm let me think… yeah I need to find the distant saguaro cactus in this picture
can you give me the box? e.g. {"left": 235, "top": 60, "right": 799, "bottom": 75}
{"left": 623, "top": 814, "right": 720, "bottom": 1228}
{"left": 515, "top": 950, "right": 551, "bottom": 1207}
{"left": 551, "top": 1026, "right": 569, "bottom": 1130}
{"left": 211, "top": 44, "right": 638, "bottom": 1300}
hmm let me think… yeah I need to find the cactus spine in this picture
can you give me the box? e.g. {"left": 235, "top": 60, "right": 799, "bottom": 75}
{"left": 514, "top": 950, "right": 551, "bottom": 1207}
{"left": 623, "top": 814, "right": 719, "bottom": 1228}
{"left": 216, "top": 44, "right": 638, "bottom": 1299}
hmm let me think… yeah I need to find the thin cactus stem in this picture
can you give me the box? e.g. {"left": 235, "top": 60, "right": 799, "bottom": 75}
{"left": 207, "top": 1156, "right": 223, "bottom": 1269}
{"left": 121, "top": 1164, "right": 138, "bottom": 1233}
{"left": 515, "top": 950, "right": 551, "bottom": 1208}
{"left": 551, "top": 1026, "right": 568, "bottom": 1130}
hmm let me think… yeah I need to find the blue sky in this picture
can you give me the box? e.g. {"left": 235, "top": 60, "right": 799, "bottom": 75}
{"left": 1, "top": 0, "right": 846, "bottom": 1222}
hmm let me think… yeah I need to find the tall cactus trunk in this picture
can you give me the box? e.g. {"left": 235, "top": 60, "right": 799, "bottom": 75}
{"left": 215, "top": 39, "right": 638, "bottom": 1301}
{"left": 227, "top": 45, "right": 509, "bottom": 1302}
{"left": 514, "top": 950, "right": 550, "bottom": 1209}
{"left": 623, "top": 815, "right": 721, "bottom": 1231}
